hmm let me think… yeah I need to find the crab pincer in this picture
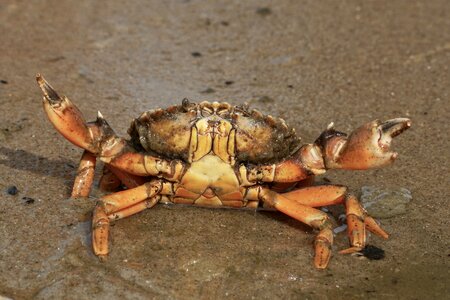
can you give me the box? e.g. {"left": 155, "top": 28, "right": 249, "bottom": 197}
{"left": 317, "top": 118, "right": 411, "bottom": 170}
{"left": 37, "top": 74, "right": 97, "bottom": 153}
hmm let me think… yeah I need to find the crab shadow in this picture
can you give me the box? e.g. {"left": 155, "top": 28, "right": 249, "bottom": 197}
{"left": 258, "top": 210, "right": 313, "bottom": 233}
{"left": 0, "top": 147, "right": 330, "bottom": 235}
{"left": 0, "top": 146, "right": 76, "bottom": 180}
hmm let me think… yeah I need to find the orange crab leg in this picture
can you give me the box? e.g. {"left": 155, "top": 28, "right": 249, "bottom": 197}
{"left": 339, "top": 195, "right": 389, "bottom": 254}
{"left": 99, "top": 180, "right": 169, "bottom": 214}
{"left": 108, "top": 196, "right": 160, "bottom": 221}
{"left": 272, "top": 158, "right": 311, "bottom": 182}
{"left": 281, "top": 185, "right": 347, "bottom": 207}
{"left": 71, "top": 150, "right": 96, "bottom": 198}
{"left": 246, "top": 186, "right": 334, "bottom": 269}
{"left": 283, "top": 186, "right": 388, "bottom": 255}
{"left": 92, "top": 180, "right": 173, "bottom": 258}
{"left": 92, "top": 204, "right": 110, "bottom": 259}
{"left": 106, "top": 165, "right": 147, "bottom": 189}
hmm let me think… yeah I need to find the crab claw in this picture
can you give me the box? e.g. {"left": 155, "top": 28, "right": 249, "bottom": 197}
{"left": 36, "top": 74, "right": 62, "bottom": 105}
{"left": 321, "top": 118, "right": 411, "bottom": 170}
{"left": 36, "top": 74, "right": 97, "bottom": 153}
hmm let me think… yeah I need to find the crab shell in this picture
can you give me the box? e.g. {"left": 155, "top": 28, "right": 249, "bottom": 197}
{"left": 128, "top": 100, "right": 301, "bottom": 164}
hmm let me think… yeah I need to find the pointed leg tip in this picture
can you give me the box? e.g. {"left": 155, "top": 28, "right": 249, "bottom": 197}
{"left": 314, "top": 263, "right": 328, "bottom": 270}
{"left": 339, "top": 246, "right": 363, "bottom": 255}
{"left": 377, "top": 230, "right": 389, "bottom": 239}
{"left": 97, "top": 254, "right": 108, "bottom": 262}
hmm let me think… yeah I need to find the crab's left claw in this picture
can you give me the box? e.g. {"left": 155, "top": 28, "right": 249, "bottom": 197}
{"left": 320, "top": 118, "right": 411, "bottom": 170}
{"left": 37, "top": 74, "right": 62, "bottom": 104}
{"left": 37, "top": 74, "right": 99, "bottom": 153}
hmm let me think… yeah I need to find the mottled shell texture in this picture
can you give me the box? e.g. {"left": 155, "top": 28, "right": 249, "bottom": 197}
{"left": 128, "top": 100, "right": 301, "bottom": 164}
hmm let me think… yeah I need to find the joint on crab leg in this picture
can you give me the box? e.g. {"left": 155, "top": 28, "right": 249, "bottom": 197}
{"left": 314, "top": 227, "right": 334, "bottom": 269}
{"left": 72, "top": 150, "right": 96, "bottom": 198}
{"left": 247, "top": 186, "right": 334, "bottom": 269}
{"left": 339, "top": 194, "right": 389, "bottom": 255}
{"left": 314, "top": 119, "right": 411, "bottom": 170}
{"left": 92, "top": 180, "right": 174, "bottom": 258}
{"left": 273, "top": 157, "right": 312, "bottom": 182}
{"left": 105, "top": 152, "right": 186, "bottom": 181}
{"left": 239, "top": 157, "right": 311, "bottom": 185}
{"left": 100, "top": 180, "right": 167, "bottom": 214}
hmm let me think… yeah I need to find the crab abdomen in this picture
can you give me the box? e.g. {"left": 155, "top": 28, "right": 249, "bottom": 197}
{"left": 173, "top": 154, "right": 258, "bottom": 208}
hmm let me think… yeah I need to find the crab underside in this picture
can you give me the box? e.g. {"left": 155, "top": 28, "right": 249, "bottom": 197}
{"left": 37, "top": 74, "right": 411, "bottom": 269}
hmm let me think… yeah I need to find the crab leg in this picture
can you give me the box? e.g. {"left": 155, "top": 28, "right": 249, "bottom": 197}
{"left": 239, "top": 160, "right": 311, "bottom": 186}
{"left": 37, "top": 75, "right": 186, "bottom": 182}
{"left": 107, "top": 196, "right": 161, "bottom": 221}
{"left": 99, "top": 165, "right": 122, "bottom": 192}
{"left": 281, "top": 185, "right": 347, "bottom": 207}
{"left": 71, "top": 151, "right": 96, "bottom": 198}
{"left": 339, "top": 195, "right": 389, "bottom": 254}
{"left": 282, "top": 186, "right": 388, "bottom": 254}
{"left": 92, "top": 180, "right": 173, "bottom": 258}
{"left": 105, "top": 165, "right": 147, "bottom": 189}
{"left": 246, "top": 186, "right": 334, "bottom": 269}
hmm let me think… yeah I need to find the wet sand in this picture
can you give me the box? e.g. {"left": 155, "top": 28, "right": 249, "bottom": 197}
{"left": 0, "top": 1, "right": 449, "bottom": 299}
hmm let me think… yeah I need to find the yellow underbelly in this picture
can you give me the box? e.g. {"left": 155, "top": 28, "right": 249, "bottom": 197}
{"left": 173, "top": 154, "right": 255, "bottom": 208}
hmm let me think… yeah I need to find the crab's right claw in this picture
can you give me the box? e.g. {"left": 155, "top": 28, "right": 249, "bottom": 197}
{"left": 322, "top": 118, "right": 411, "bottom": 170}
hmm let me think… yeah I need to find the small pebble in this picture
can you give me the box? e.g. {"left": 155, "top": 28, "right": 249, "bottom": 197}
{"left": 333, "top": 224, "right": 347, "bottom": 234}
{"left": 200, "top": 87, "right": 215, "bottom": 94}
{"left": 256, "top": 7, "right": 272, "bottom": 16}
{"left": 225, "top": 80, "right": 234, "bottom": 85}
{"left": 191, "top": 52, "right": 202, "bottom": 57}
{"left": 360, "top": 186, "right": 412, "bottom": 219}
{"left": 6, "top": 185, "right": 18, "bottom": 195}
{"left": 22, "top": 197, "right": 35, "bottom": 205}
{"left": 258, "top": 96, "right": 274, "bottom": 103}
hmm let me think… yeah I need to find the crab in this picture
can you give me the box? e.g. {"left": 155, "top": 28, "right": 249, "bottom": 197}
{"left": 36, "top": 74, "right": 411, "bottom": 269}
